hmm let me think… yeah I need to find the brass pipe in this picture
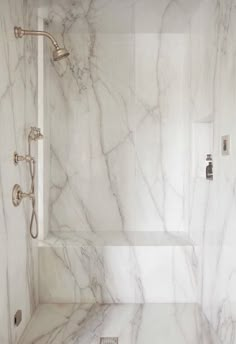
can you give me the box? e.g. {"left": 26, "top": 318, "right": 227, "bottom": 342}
{"left": 14, "top": 26, "right": 70, "bottom": 61}
{"left": 14, "top": 27, "right": 59, "bottom": 49}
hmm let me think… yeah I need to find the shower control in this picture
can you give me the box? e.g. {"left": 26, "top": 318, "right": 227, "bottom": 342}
{"left": 12, "top": 184, "right": 22, "bottom": 207}
{"left": 12, "top": 184, "right": 34, "bottom": 207}
{"left": 14, "top": 152, "right": 33, "bottom": 165}
{"left": 206, "top": 154, "right": 213, "bottom": 180}
{"left": 12, "top": 127, "right": 43, "bottom": 238}
{"left": 221, "top": 135, "right": 230, "bottom": 156}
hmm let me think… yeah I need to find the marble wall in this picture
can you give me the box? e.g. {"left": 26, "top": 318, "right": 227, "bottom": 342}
{"left": 0, "top": 1, "right": 38, "bottom": 343}
{"left": 39, "top": 0, "right": 236, "bottom": 343}
{"left": 44, "top": 0, "right": 192, "bottom": 234}
{"left": 3, "top": 0, "right": 236, "bottom": 342}
{"left": 35, "top": 0, "right": 203, "bottom": 309}
{"left": 189, "top": 1, "right": 236, "bottom": 344}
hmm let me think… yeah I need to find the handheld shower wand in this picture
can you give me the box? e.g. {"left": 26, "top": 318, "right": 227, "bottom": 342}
{"left": 14, "top": 26, "right": 70, "bottom": 61}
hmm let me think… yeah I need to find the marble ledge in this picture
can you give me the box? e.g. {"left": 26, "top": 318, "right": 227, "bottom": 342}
{"left": 38, "top": 231, "right": 194, "bottom": 248}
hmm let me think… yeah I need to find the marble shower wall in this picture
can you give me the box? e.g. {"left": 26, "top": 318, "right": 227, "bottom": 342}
{"left": 0, "top": 1, "right": 38, "bottom": 343}
{"left": 45, "top": 0, "right": 191, "bottom": 233}
{"left": 189, "top": 1, "right": 236, "bottom": 344}
{"left": 42, "top": 0, "right": 236, "bottom": 342}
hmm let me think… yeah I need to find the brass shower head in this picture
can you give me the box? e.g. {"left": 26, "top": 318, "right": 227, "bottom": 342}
{"left": 53, "top": 47, "right": 70, "bottom": 61}
{"left": 14, "top": 26, "right": 70, "bottom": 61}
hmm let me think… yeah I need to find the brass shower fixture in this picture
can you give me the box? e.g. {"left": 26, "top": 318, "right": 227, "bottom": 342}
{"left": 12, "top": 127, "right": 44, "bottom": 239}
{"left": 14, "top": 26, "right": 70, "bottom": 61}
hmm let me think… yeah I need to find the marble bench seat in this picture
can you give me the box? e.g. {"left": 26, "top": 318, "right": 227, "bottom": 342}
{"left": 39, "top": 230, "right": 194, "bottom": 247}
{"left": 38, "top": 231, "right": 199, "bottom": 304}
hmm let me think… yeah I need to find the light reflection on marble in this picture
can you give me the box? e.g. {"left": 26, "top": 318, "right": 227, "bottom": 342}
{"left": 19, "top": 303, "right": 220, "bottom": 344}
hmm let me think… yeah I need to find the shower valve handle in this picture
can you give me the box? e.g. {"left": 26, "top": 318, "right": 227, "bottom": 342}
{"left": 19, "top": 191, "right": 34, "bottom": 200}
{"left": 12, "top": 184, "right": 34, "bottom": 207}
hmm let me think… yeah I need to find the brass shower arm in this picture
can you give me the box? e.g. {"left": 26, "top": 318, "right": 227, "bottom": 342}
{"left": 14, "top": 26, "right": 70, "bottom": 61}
{"left": 14, "top": 27, "right": 60, "bottom": 49}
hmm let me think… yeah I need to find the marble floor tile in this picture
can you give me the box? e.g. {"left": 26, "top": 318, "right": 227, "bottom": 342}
{"left": 19, "top": 303, "right": 220, "bottom": 344}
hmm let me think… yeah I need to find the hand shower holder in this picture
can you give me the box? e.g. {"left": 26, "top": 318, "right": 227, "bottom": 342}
{"left": 14, "top": 152, "right": 33, "bottom": 165}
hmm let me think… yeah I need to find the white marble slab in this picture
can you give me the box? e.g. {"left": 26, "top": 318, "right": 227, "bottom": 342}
{"left": 43, "top": 2, "right": 190, "bottom": 234}
{"left": 188, "top": 1, "right": 236, "bottom": 344}
{"left": 1, "top": 1, "right": 233, "bottom": 344}
{"left": 0, "top": 1, "right": 38, "bottom": 343}
{"left": 19, "top": 303, "right": 220, "bottom": 344}
{"left": 39, "top": 241, "right": 198, "bottom": 304}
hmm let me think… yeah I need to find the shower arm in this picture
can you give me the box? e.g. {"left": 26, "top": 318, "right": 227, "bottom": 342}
{"left": 14, "top": 27, "right": 60, "bottom": 50}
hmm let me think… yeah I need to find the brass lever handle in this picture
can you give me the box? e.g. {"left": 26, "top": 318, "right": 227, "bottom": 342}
{"left": 19, "top": 191, "right": 34, "bottom": 200}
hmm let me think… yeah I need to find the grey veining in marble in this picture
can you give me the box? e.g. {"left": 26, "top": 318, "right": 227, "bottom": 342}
{"left": 39, "top": 1, "right": 236, "bottom": 343}
{"left": 188, "top": 1, "right": 236, "bottom": 344}
{"left": 43, "top": 0, "right": 190, "bottom": 234}
{"left": 1, "top": 1, "right": 235, "bottom": 344}
{"left": 19, "top": 303, "right": 220, "bottom": 344}
{"left": 39, "top": 238, "right": 198, "bottom": 304}
{"left": 0, "top": 1, "right": 38, "bottom": 343}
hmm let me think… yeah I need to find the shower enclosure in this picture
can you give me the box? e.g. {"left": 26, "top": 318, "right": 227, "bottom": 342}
{"left": 1, "top": 0, "right": 236, "bottom": 343}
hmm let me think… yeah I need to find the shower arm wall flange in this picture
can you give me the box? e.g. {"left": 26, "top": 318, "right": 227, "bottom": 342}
{"left": 14, "top": 26, "right": 60, "bottom": 50}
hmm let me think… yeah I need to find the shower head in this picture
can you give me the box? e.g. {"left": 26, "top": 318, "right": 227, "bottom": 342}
{"left": 14, "top": 26, "right": 70, "bottom": 61}
{"left": 53, "top": 47, "right": 70, "bottom": 61}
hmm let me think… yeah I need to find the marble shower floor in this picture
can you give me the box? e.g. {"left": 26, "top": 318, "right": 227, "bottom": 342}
{"left": 19, "top": 304, "right": 220, "bottom": 344}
